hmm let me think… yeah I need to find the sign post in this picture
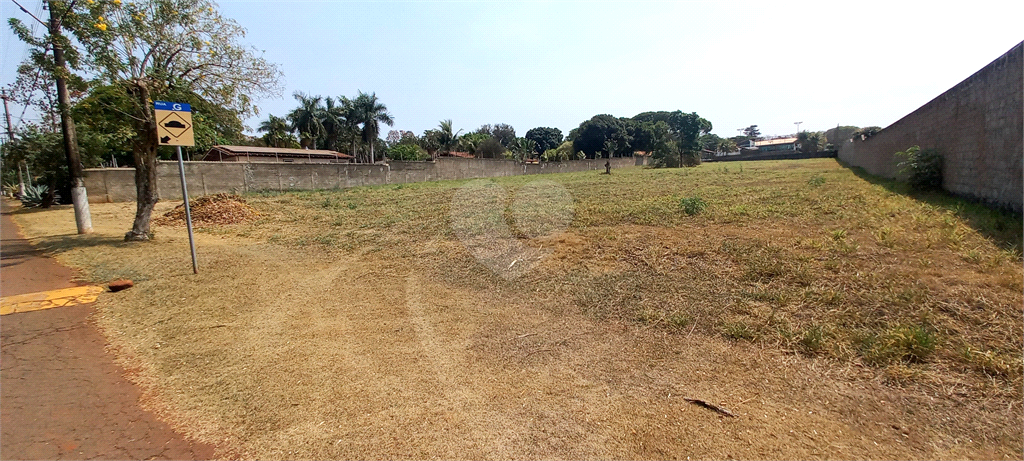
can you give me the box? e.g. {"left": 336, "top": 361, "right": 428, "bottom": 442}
{"left": 155, "top": 101, "right": 198, "bottom": 274}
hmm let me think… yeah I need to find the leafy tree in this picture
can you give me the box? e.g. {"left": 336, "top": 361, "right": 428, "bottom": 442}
{"left": 387, "top": 144, "right": 428, "bottom": 161}
{"left": 824, "top": 125, "right": 860, "bottom": 147}
{"left": 258, "top": 115, "right": 297, "bottom": 148}
{"left": 71, "top": 0, "right": 282, "bottom": 240}
{"left": 0, "top": 123, "right": 106, "bottom": 205}
{"left": 542, "top": 141, "right": 583, "bottom": 162}
{"left": 572, "top": 114, "right": 631, "bottom": 158}
{"left": 8, "top": 0, "right": 94, "bottom": 232}
{"left": 718, "top": 138, "right": 738, "bottom": 153}
{"left": 476, "top": 137, "right": 506, "bottom": 158}
{"left": 668, "top": 112, "right": 712, "bottom": 166}
{"left": 743, "top": 125, "right": 761, "bottom": 139}
{"left": 508, "top": 137, "right": 537, "bottom": 161}
{"left": 797, "top": 131, "right": 827, "bottom": 153}
{"left": 351, "top": 91, "right": 393, "bottom": 163}
{"left": 699, "top": 133, "right": 723, "bottom": 152}
{"left": 491, "top": 123, "right": 516, "bottom": 148}
{"left": 457, "top": 132, "right": 491, "bottom": 155}
{"left": 419, "top": 129, "right": 442, "bottom": 157}
{"left": 525, "top": 127, "right": 563, "bottom": 154}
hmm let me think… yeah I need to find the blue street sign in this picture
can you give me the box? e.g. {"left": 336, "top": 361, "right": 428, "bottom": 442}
{"left": 154, "top": 101, "right": 192, "bottom": 112}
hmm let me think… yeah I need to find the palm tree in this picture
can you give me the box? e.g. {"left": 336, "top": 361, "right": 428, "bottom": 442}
{"left": 257, "top": 115, "right": 294, "bottom": 148}
{"left": 286, "top": 92, "right": 325, "bottom": 149}
{"left": 437, "top": 119, "right": 462, "bottom": 155}
{"left": 351, "top": 91, "right": 394, "bottom": 163}
{"left": 319, "top": 96, "right": 349, "bottom": 151}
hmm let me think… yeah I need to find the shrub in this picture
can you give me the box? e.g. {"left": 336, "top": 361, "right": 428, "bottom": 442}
{"left": 19, "top": 184, "right": 57, "bottom": 208}
{"left": 679, "top": 196, "right": 707, "bottom": 215}
{"left": 387, "top": 144, "right": 429, "bottom": 161}
{"left": 894, "top": 145, "right": 942, "bottom": 190}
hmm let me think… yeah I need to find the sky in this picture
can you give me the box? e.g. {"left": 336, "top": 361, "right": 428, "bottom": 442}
{"left": 2, "top": 0, "right": 1023, "bottom": 140}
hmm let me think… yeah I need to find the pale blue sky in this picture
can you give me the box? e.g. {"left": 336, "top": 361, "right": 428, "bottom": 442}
{"left": 3, "top": 1, "right": 1023, "bottom": 139}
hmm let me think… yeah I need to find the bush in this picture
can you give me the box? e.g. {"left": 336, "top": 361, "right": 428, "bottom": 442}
{"left": 20, "top": 184, "right": 57, "bottom": 208}
{"left": 894, "top": 145, "right": 942, "bottom": 190}
{"left": 679, "top": 196, "right": 707, "bottom": 215}
{"left": 387, "top": 144, "right": 429, "bottom": 161}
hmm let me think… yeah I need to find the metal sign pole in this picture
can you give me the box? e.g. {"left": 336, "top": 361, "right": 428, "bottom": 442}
{"left": 176, "top": 145, "right": 198, "bottom": 274}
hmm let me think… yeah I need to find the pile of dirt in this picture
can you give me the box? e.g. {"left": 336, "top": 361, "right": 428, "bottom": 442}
{"left": 154, "top": 193, "right": 259, "bottom": 226}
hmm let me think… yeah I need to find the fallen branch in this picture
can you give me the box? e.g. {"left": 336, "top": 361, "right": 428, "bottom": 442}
{"left": 684, "top": 398, "right": 736, "bottom": 417}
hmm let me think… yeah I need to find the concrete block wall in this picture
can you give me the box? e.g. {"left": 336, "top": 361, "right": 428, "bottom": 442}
{"left": 837, "top": 41, "right": 1023, "bottom": 212}
{"left": 84, "top": 156, "right": 636, "bottom": 202}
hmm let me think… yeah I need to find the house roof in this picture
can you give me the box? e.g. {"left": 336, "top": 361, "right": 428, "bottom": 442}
{"left": 754, "top": 137, "right": 798, "bottom": 147}
{"left": 207, "top": 145, "right": 353, "bottom": 159}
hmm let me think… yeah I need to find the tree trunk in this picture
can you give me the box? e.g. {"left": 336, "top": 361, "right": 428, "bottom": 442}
{"left": 50, "top": 5, "right": 92, "bottom": 234}
{"left": 125, "top": 81, "right": 159, "bottom": 241}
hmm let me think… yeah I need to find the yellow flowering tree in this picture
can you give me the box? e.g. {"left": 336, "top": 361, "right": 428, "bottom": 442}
{"left": 71, "top": 0, "right": 282, "bottom": 240}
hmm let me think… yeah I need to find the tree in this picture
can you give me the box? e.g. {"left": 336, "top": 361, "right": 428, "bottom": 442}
{"left": 287, "top": 92, "right": 324, "bottom": 149}
{"left": 0, "top": 123, "right": 106, "bottom": 206}
{"left": 9, "top": 0, "right": 93, "bottom": 233}
{"left": 71, "top": 0, "right": 282, "bottom": 240}
{"left": 508, "top": 137, "right": 537, "bottom": 161}
{"left": 797, "top": 131, "right": 826, "bottom": 153}
{"left": 542, "top": 141, "right": 583, "bottom": 162}
{"left": 572, "top": 114, "right": 631, "bottom": 158}
{"left": 318, "top": 96, "right": 350, "bottom": 152}
{"left": 475, "top": 137, "right": 505, "bottom": 158}
{"left": 351, "top": 91, "right": 393, "bottom": 163}
{"left": 668, "top": 112, "right": 712, "bottom": 166}
{"left": 524, "top": 127, "right": 563, "bottom": 154}
{"left": 743, "top": 125, "right": 761, "bottom": 139}
{"left": 434, "top": 120, "right": 462, "bottom": 156}
{"left": 491, "top": 123, "right": 516, "bottom": 148}
{"left": 718, "top": 138, "right": 738, "bottom": 154}
{"left": 824, "top": 125, "right": 860, "bottom": 149}
{"left": 258, "top": 115, "right": 296, "bottom": 148}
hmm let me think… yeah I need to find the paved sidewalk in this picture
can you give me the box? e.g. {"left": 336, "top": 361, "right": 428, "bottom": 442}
{"left": 1, "top": 204, "right": 216, "bottom": 460}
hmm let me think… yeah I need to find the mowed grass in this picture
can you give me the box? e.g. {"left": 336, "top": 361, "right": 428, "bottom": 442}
{"left": 229, "top": 158, "right": 1022, "bottom": 394}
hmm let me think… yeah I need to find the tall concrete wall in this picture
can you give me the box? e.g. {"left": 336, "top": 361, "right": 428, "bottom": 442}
{"left": 838, "top": 41, "right": 1023, "bottom": 212}
{"left": 84, "top": 157, "right": 635, "bottom": 202}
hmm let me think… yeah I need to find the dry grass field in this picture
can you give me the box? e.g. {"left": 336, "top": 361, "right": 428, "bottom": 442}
{"left": 11, "top": 158, "right": 1022, "bottom": 459}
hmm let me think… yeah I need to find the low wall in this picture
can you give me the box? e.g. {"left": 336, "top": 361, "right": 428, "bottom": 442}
{"left": 84, "top": 156, "right": 636, "bottom": 202}
{"left": 837, "top": 41, "right": 1023, "bottom": 212}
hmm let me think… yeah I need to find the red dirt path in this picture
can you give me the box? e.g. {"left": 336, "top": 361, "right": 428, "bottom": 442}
{"left": 1, "top": 203, "right": 216, "bottom": 460}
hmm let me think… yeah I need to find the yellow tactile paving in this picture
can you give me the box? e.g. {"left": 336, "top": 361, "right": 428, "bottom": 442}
{"left": 0, "top": 286, "right": 105, "bottom": 315}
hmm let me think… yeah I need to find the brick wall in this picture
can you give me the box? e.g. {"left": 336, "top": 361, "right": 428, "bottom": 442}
{"left": 837, "top": 41, "right": 1023, "bottom": 212}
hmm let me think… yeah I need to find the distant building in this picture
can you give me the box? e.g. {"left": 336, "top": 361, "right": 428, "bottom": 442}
{"left": 202, "top": 145, "right": 354, "bottom": 163}
{"left": 754, "top": 137, "right": 801, "bottom": 153}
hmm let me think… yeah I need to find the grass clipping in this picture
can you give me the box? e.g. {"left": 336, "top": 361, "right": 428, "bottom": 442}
{"left": 154, "top": 193, "right": 259, "bottom": 226}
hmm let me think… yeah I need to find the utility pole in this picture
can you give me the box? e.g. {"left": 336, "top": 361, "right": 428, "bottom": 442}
{"left": 1, "top": 89, "right": 24, "bottom": 195}
{"left": 794, "top": 121, "right": 803, "bottom": 135}
{"left": 46, "top": 0, "right": 92, "bottom": 233}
